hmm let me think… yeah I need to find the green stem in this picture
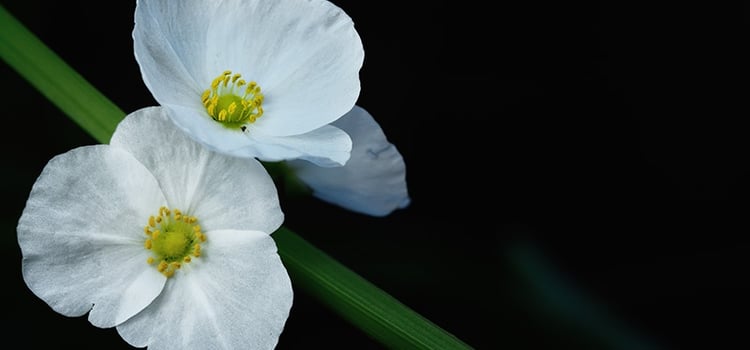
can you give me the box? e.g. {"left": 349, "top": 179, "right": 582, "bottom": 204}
{"left": 0, "top": 5, "right": 124, "bottom": 143}
{"left": 275, "top": 227, "right": 472, "bottom": 349}
{"left": 0, "top": 5, "right": 473, "bottom": 349}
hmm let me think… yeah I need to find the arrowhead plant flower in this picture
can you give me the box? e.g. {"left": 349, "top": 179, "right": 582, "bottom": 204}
{"left": 17, "top": 107, "right": 293, "bottom": 349}
{"left": 133, "top": 0, "right": 364, "bottom": 167}
{"left": 287, "top": 106, "right": 411, "bottom": 217}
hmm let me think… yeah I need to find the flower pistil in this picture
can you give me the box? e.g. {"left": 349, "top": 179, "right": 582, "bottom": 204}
{"left": 144, "top": 206, "right": 205, "bottom": 277}
{"left": 201, "top": 70, "right": 264, "bottom": 131}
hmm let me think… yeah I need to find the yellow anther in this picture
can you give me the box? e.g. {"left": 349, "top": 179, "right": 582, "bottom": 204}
{"left": 171, "top": 262, "right": 181, "bottom": 270}
{"left": 144, "top": 239, "right": 152, "bottom": 249}
{"left": 228, "top": 102, "right": 237, "bottom": 114}
{"left": 193, "top": 225, "right": 201, "bottom": 232}
{"left": 218, "top": 109, "right": 227, "bottom": 121}
{"left": 157, "top": 261, "right": 168, "bottom": 272}
{"left": 232, "top": 73, "right": 241, "bottom": 82}
{"left": 147, "top": 257, "right": 154, "bottom": 264}
{"left": 148, "top": 216, "right": 156, "bottom": 227}
{"left": 222, "top": 70, "right": 232, "bottom": 75}
{"left": 193, "top": 244, "right": 201, "bottom": 257}
{"left": 211, "top": 76, "right": 222, "bottom": 89}
{"left": 201, "top": 90, "right": 211, "bottom": 104}
{"left": 152, "top": 230, "right": 160, "bottom": 240}
{"left": 156, "top": 216, "right": 162, "bottom": 223}
{"left": 144, "top": 226, "right": 151, "bottom": 235}
{"left": 184, "top": 256, "right": 192, "bottom": 263}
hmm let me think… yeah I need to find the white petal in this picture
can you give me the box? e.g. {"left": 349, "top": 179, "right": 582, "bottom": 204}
{"left": 162, "top": 105, "right": 352, "bottom": 167}
{"left": 117, "top": 229, "right": 293, "bottom": 350}
{"left": 245, "top": 123, "right": 352, "bottom": 167}
{"left": 206, "top": 0, "right": 364, "bottom": 136}
{"left": 287, "top": 106, "right": 411, "bottom": 216}
{"left": 110, "top": 107, "right": 284, "bottom": 234}
{"left": 133, "top": 0, "right": 215, "bottom": 107}
{"left": 17, "top": 145, "right": 167, "bottom": 328}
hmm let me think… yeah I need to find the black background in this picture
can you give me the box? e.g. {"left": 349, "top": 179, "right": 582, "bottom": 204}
{"left": 1, "top": 1, "right": 747, "bottom": 349}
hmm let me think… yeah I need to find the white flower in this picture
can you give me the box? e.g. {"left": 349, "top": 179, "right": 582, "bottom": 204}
{"left": 133, "top": 0, "right": 364, "bottom": 167}
{"left": 17, "top": 107, "right": 293, "bottom": 350}
{"left": 287, "top": 106, "right": 411, "bottom": 216}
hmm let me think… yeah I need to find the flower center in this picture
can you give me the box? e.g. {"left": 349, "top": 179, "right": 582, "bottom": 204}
{"left": 201, "top": 70, "right": 264, "bottom": 131}
{"left": 143, "top": 207, "right": 205, "bottom": 278}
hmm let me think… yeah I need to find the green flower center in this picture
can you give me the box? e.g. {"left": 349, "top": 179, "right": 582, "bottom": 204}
{"left": 143, "top": 207, "right": 205, "bottom": 278}
{"left": 201, "top": 70, "right": 264, "bottom": 131}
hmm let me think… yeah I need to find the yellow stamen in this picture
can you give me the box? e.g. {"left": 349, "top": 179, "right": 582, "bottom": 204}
{"left": 202, "top": 70, "right": 264, "bottom": 130}
{"left": 157, "top": 260, "right": 168, "bottom": 272}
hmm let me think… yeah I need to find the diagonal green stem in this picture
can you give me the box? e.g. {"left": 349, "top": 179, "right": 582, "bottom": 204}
{"left": 0, "top": 5, "right": 123, "bottom": 144}
{"left": 0, "top": 5, "right": 473, "bottom": 349}
{"left": 274, "top": 227, "right": 471, "bottom": 349}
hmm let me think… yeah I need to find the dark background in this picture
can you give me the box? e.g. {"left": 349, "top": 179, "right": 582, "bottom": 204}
{"left": 1, "top": 1, "right": 747, "bottom": 349}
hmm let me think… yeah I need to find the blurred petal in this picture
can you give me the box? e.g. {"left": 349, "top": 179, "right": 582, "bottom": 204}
{"left": 288, "top": 106, "right": 410, "bottom": 216}
{"left": 117, "top": 229, "right": 293, "bottom": 350}
{"left": 18, "top": 145, "right": 167, "bottom": 327}
{"left": 110, "top": 107, "right": 284, "bottom": 234}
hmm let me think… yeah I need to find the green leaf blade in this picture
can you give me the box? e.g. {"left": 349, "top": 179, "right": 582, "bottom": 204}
{"left": 275, "top": 227, "right": 474, "bottom": 349}
{"left": 0, "top": 4, "right": 125, "bottom": 144}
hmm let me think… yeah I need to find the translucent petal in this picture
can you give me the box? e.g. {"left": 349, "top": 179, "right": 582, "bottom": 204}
{"left": 288, "top": 106, "right": 410, "bottom": 216}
